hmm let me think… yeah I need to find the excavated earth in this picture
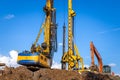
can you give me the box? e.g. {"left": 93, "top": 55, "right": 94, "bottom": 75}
{"left": 0, "top": 66, "right": 120, "bottom": 80}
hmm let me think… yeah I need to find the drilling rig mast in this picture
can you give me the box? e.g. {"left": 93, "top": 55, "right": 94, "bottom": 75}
{"left": 61, "top": 0, "right": 84, "bottom": 72}
{"left": 61, "top": 23, "right": 66, "bottom": 70}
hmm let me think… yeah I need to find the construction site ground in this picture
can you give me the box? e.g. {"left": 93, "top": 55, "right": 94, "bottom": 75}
{"left": 0, "top": 66, "right": 120, "bottom": 80}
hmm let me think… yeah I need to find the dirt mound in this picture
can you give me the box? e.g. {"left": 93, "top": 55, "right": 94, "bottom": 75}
{"left": 0, "top": 66, "right": 33, "bottom": 80}
{"left": 0, "top": 66, "right": 120, "bottom": 80}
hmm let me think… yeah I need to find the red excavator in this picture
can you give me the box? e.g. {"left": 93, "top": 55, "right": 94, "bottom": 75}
{"left": 90, "top": 41, "right": 103, "bottom": 73}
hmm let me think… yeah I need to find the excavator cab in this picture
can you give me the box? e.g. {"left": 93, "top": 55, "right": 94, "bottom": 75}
{"left": 103, "top": 65, "right": 111, "bottom": 73}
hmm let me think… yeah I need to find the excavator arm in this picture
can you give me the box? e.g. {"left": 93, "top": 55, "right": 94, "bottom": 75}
{"left": 90, "top": 42, "right": 103, "bottom": 73}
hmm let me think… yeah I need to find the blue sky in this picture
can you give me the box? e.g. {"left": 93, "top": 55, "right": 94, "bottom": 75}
{"left": 0, "top": 0, "right": 120, "bottom": 74}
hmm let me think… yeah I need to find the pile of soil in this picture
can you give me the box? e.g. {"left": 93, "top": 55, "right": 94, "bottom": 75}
{"left": 0, "top": 66, "right": 120, "bottom": 80}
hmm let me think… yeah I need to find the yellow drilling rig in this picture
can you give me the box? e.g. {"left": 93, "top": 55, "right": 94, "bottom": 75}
{"left": 17, "top": 0, "right": 57, "bottom": 71}
{"left": 61, "top": 0, "right": 84, "bottom": 72}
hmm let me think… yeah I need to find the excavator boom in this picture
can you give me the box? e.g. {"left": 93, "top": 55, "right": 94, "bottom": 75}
{"left": 90, "top": 42, "right": 103, "bottom": 73}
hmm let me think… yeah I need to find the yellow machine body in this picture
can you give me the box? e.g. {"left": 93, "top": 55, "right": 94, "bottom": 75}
{"left": 17, "top": 52, "right": 51, "bottom": 68}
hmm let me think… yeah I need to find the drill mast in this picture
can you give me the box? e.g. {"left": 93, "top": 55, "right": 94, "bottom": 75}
{"left": 31, "top": 0, "right": 57, "bottom": 57}
{"left": 62, "top": 0, "right": 84, "bottom": 71}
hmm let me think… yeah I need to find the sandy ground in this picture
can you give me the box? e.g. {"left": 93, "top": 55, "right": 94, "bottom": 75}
{"left": 0, "top": 66, "right": 120, "bottom": 80}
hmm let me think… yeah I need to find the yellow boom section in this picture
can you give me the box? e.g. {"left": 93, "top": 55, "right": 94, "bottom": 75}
{"left": 34, "top": 23, "right": 45, "bottom": 46}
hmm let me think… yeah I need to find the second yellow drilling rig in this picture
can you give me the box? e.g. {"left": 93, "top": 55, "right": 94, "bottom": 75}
{"left": 61, "top": 0, "right": 84, "bottom": 72}
{"left": 17, "top": 0, "right": 57, "bottom": 71}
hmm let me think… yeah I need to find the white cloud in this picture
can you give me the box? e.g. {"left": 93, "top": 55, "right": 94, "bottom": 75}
{"left": 51, "top": 61, "right": 61, "bottom": 69}
{"left": 0, "top": 50, "right": 19, "bottom": 67}
{"left": 115, "top": 74, "right": 120, "bottom": 77}
{"left": 9, "top": 50, "right": 19, "bottom": 67}
{"left": 84, "top": 64, "right": 89, "bottom": 68}
{"left": 58, "top": 43, "right": 63, "bottom": 46}
{"left": 51, "top": 61, "right": 90, "bottom": 70}
{"left": 108, "top": 63, "right": 116, "bottom": 67}
{"left": 4, "top": 14, "right": 15, "bottom": 20}
{"left": 98, "top": 27, "right": 120, "bottom": 34}
{"left": 98, "top": 31, "right": 108, "bottom": 34}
